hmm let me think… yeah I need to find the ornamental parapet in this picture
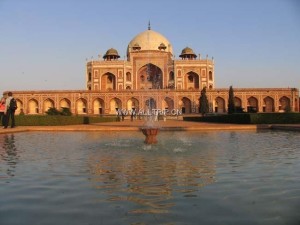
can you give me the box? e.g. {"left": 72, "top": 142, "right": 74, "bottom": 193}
{"left": 86, "top": 60, "right": 126, "bottom": 66}
{"left": 174, "top": 59, "right": 214, "bottom": 65}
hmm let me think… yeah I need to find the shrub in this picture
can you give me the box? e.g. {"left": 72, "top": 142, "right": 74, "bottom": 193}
{"left": 184, "top": 113, "right": 300, "bottom": 124}
{"left": 14, "top": 115, "right": 118, "bottom": 126}
{"left": 45, "top": 107, "right": 72, "bottom": 116}
{"left": 61, "top": 107, "right": 72, "bottom": 116}
{"left": 45, "top": 107, "right": 61, "bottom": 115}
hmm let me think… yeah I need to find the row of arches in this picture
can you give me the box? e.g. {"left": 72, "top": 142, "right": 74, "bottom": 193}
{"left": 14, "top": 97, "right": 194, "bottom": 115}
{"left": 215, "top": 96, "right": 291, "bottom": 113}
{"left": 90, "top": 63, "right": 212, "bottom": 91}
{"left": 14, "top": 95, "right": 292, "bottom": 115}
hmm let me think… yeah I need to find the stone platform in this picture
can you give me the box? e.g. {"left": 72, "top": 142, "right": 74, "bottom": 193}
{"left": 0, "top": 119, "right": 299, "bottom": 134}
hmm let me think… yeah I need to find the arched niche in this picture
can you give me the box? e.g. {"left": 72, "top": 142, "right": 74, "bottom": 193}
{"left": 28, "top": 99, "right": 39, "bottom": 114}
{"left": 101, "top": 72, "right": 116, "bottom": 91}
{"left": 215, "top": 97, "right": 225, "bottom": 113}
{"left": 76, "top": 98, "right": 87, "bottom": 114}
{"left": 127, "top": 97, "right": 139, "bottom": 111}
{"left": 247, "top": 96, "right": 258, "bottom": 113}
{"left": 279, "top": 96, "right": 290, "bottom": 112}
{"left": 181, "top": 97, "right": 192, "bottom": 114}
{"left": 59, "top": 98, "right": 71, "bottom": 109}
{"left": 263, "top": 96, "right": 274, "bottom": 112}
{"left": 110, "top": 97, "right": 122, "bottom": 114}
{"left": 163, "top": 97, "right": 174, "bottom": 112}
{"left": 137, "top": 63, "right": 163, "bottom": 90}
{"left": 185, "top": 71, "right": 200, "bottom": 90}
{"left": 93, "top": 98, "right": 105, "bottom": 115}
{"left": 43, "top": 98, "right": 54, "bottom": 113}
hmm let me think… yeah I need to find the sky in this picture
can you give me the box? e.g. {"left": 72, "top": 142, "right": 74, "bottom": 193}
{"left": 0, "top": 0, "right": 299, "bottom": 94}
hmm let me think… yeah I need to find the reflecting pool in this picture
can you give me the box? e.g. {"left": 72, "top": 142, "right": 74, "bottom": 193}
{"left": 0, "top": 130, "right": 299, "bottom": 225}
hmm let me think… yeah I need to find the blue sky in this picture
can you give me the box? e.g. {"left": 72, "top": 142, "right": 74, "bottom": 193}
{"left": 0, "top": 0, "right": 299, "bottom": 93}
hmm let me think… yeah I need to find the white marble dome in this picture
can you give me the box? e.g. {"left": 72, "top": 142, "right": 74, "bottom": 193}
{"left": 127, "top": 29, "right": 173, "bottom": 55}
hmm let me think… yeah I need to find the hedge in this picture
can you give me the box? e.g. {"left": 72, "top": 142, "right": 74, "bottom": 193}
{"left": 183, "top": 113, "right": 300, "bottom": 124}
{"left": 12, "top": 115, "right": 118, "bottom": 126}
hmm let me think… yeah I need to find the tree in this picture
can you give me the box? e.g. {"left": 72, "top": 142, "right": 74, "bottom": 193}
{"left": 199, "top": 87, "right": 209, "bottom": 116}
{"left": 228, "top": 85, "right": 235, "bottom": 114}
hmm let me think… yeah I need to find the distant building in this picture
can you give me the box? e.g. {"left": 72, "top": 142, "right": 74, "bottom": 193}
{"left": 4, "top": 26, "right": 299, "bottom": 115}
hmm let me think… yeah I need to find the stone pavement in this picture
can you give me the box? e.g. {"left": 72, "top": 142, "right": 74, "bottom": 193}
{"left": 0, "top": 118, "right": 299, "bottom": 134}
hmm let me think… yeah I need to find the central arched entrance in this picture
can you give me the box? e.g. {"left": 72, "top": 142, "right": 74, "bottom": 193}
{"left": 138, "top": 63, "right": 163, "bottom": 89}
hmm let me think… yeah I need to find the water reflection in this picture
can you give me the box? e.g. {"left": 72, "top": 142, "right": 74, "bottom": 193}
{"left": 0, "top": 131, "right": 299, "bottom": 225}
{"left": 0, "top": 134, "right": 19, "bottom": 178}
{"left": 88, "top": 146, "right": 216, "bottom": 214}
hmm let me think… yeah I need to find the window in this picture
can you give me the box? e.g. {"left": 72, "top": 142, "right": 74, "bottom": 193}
{"left": 169, "top": 71, "right": 174, "bottom": 81}
{"left": 209, "top": 71, "right": 213, "bottom": 80}
{"left": 126, "top": 72, "right": 131, "bottom": 81}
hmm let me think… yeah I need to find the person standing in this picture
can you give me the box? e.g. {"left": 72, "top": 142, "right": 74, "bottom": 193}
{"left": 0, "top": 96, "right": 6, "bottom": 126}
{"left": 4, "top": 92, "right": 16, "bottom": 129}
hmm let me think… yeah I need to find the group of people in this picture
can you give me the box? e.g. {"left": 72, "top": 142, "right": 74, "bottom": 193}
{"left": 0, "top": 92, "right": 16, "bottom": 129}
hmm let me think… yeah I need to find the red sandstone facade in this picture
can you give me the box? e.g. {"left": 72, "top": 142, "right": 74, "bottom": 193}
{"left": 4, "top": 28, "right": 299, "bottom": 115}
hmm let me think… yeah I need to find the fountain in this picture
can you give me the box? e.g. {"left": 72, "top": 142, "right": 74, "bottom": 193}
{"left": 141, "top": 127, "right": 159, "bottom": 144}
{"left": 140, "top": 107, "right": 161, "bottom": 144}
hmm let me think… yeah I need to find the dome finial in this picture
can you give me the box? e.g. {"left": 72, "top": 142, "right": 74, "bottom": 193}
{"left": 148, "top": 20, "right": 151, "bottom": 30}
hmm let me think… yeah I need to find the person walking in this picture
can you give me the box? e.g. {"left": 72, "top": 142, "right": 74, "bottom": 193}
{"left": 0, "top": 96, "right": 6, "bottom": 126}
{"left": 3, "top": 92, "right": 17, "bottom": 129}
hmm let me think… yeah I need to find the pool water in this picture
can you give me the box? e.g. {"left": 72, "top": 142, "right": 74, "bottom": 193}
{"left": 0, "top": 130, "right": 299, "bottom": 225}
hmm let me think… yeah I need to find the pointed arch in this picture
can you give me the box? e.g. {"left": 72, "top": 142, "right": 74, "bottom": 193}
{"left": 263, "top": 96, "right": 274, "bottom": 112}
{"left": 110, "top": 97, "right": 122, "bottom": 114}
{"left": 209, "top": 71, "right": 213, "bottom": 80}
{"left": 279, "top": 96, "right": 290, "bottom": 112}
{"left": 93, "top": 98, "right": 105, "bottom": 115}
{"left": 168, "top": 71, "right": 175, "bottom": 89}
{"left": 137, "top": 63, "right": 163, "bottom": 89}
{"left": 234, "top": 97, "right": 242, "bottom": 107}
{"left": 14, "top": 99, "right": 23, "bottom": 115}
{"left": 28, "top": 99, "right": 39, "bottom": 114}
{"left": 234, "top": 97, "right": 243, "bottom": 112}
{"left": 215, "top": 97, "right": 225, "bottom": 113}
{"left": 185, "top": 71, "right": 200, "bottom": 90}
{"left": 163, "top": 97, "right": 174, "bottom": 112}
{"left": 76, "top": 98, "right": 87, "bottom": 114}
{"left": 43, "top": 98, "right": 55, "bottom": 113}
{"left": 179, "top": 97, "right": 192, "bottom": 114}
{"left": 247, "top": 96, "right": 258, "bottom": 113}
{"left": 145, "top": 98, "right": 157, "bottom": 111}
{"left": 101, "top": 72, "right": 116, "bottom": 91}
{"left": 126, "top": 72, "right": 131, "bottom": 82}
{"left": 127, "top": 97, "right": 139, "bottom": 111}
{"left": 59, "top": 98, "right": 71, "bottom": 110}
{"left": 295, "top": 98, "right": 299, "bottom": 112}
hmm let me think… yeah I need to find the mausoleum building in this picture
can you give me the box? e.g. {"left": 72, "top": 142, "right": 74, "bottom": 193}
{"left": 4, "top": 26, "right": 299, "bottom": 115}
